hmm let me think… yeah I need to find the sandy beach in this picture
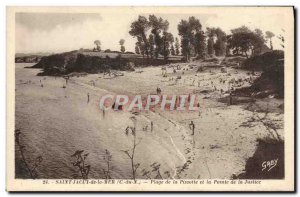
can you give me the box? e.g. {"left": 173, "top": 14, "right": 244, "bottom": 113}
{"left": 15, "top": 62, "right": 284, "bottom": 179}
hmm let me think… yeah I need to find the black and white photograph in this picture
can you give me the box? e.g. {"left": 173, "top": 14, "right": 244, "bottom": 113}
{"left": 6, "top": 6, "right": 295, "bottom": 192}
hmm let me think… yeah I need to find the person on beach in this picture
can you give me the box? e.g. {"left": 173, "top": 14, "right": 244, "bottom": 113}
{"left": 189, "top": 121, "right": 195, "bottom": 136}
{"left": 87, "top": 93, "right": 90, "bottom": 103}
{"left": 156, "top": 87, "right": 161, "bottom": 95}
{"left": 151, "top": 121, "right": 153, "bottom": 132}
{"left": 197, "top": 103, "right": 201, "bottom": 117}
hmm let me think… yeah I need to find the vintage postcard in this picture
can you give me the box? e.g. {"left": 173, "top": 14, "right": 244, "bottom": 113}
{"left": 6, "top": 6, "right": 294, "bottom": 192}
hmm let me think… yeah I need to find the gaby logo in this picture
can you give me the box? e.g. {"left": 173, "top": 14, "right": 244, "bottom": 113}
{"left": 99, "top": 94, "right": 200, "bottom": 111}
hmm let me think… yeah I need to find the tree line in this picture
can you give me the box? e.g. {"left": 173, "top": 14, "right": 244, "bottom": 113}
{"left": 129, "top": 15, "right": 178, "bottom": 61}
{"left": 129, "top": 15, "right": 277, "bottom": 61}
{"left": 92, "top": 15, "right": 278, "bottom": 62}
{"left": 93, "top": 39, "right": 127, "bottom": 53}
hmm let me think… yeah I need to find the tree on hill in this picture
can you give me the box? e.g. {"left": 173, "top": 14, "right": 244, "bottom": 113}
{"left": 175, "top": 37, "right": 180, "bottom": 55}
{"left": 94, "top": 40, "right": 101, "bottom": 51}
{"left": 170, "top": 44, "right": 175, "bottom": 56}
{"left": 148, "top": 34, "right": 155, "bottom": 58}
{"left": 213, "top": 28, "right": 226, "bottom": 56}
{"left": 129, "top": 16, "right": 150, "bottom": 58}
{"left": 251, "top": 29, "right": 266, "bottom": 55}
{"left": 135, "top": 43, "right": 140, "bottom": 54}
{"left": 161, "top": 31, "right": 174, "bottom": 60}
{"left": 119, "top": 39, "right": 126, "bottom": 53}
{"left": 129, "top": 14, "right": 173, "bottom": 60}
{"left": 266, "top": 31, "right": 275, "bottom": 50}
{"left": 206, "top": 28, "right": 215, "bottom": 56}
{"left": 178, "top": 20, "right": 191, "bottom": 61}
{"left": 227, "top": 26, "right": 266, "bottom": 58}
{"left": 136, "top": 37, "right": 146, "bottom": 57}
{"left": 206, "top": 27, "right": 226, "bottom": 57}
{"left": 194, "top": 30, "right": 206, "bottom": 58}
{"left": 149, "top": 15, "right": 169, "bottom": 59}
{"left": 178, "top": 17, "right": 206, "bottom": 61}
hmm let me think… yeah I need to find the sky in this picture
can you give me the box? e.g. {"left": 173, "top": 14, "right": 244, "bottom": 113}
{"left": 15, "top": 7, "right": 287, "bottom": 54}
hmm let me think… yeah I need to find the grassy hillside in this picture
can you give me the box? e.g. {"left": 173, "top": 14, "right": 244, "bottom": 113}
{"left": 32, "top": 51, "right": 183, "bottom": 76}
{"left": 235, "top": 50, "right": 284, "bottom": 98}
